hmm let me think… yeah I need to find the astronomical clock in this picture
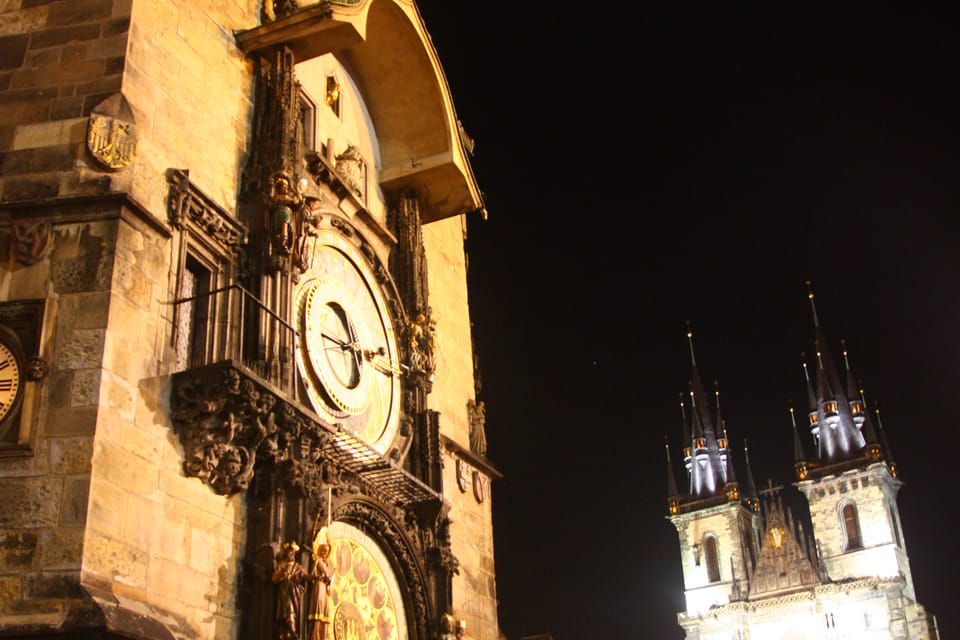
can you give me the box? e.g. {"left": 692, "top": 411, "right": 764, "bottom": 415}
{"left": 166, "top": 2, "right": 490, "bottom": 639}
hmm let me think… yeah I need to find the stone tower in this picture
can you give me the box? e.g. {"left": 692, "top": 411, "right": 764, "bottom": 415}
{"left": 666, "top": 327, "right": 761, "bottom": 618}
{"left": 0, "top": 1, "right": 500, "bottom": 638}
{"left": 665, "top": 290, "right": 939, "bottom": 639}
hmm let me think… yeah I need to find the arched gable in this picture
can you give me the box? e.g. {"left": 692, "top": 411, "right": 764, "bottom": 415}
{"left": 238, "top": 0, "right": 483, "bottom": 223}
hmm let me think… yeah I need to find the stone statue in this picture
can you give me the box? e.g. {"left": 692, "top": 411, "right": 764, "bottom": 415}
{"left": 267, "top": 172, "right": 301, "bottom": 257}
{"left": 308, "top": 527, "right": 334, "bottom": 640}
{"left": 272, "top": 541, "right": 310, "bottom": 640}
{"left": 468, "top": 399, "right": 487, "bottom": 456}
{"left": 408, "top": 309, "right": 437, "bottom": 379}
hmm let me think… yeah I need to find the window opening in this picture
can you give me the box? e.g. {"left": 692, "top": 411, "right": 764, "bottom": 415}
{"left": 842, "top": 502, "right": 862, "bottom": 550}
{"left": 704, "top": 535, "right": 721, "bottom": 583}
{"left": 175, "top": 255, "right": 211, "bottom": 371}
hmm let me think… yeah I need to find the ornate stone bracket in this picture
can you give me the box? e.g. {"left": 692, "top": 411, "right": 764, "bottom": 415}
{"left": 171, "top": 361, "right": 442, "bottom": 510}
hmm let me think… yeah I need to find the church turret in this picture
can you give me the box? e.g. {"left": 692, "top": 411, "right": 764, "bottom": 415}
{"left": 789, "top": 405, "right": 808, "bottom": 481}
{"left": 685, "top": 325, "right": 729, "bottom": 498}
{"left": 666, "top": 436, "right": 680, "bottom": 515}
{"left": 742, "top": 439, "right": 760, "bottom": 512}
{"left": 795, "top": 284, "right": 920, "bottom": 604}
{"left": 805, "top": 282, "right": 865, "bottom": 464}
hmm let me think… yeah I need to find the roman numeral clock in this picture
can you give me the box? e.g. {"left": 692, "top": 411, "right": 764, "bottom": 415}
{"left": 0, "top": 326, "right": 25, "bottom": 433}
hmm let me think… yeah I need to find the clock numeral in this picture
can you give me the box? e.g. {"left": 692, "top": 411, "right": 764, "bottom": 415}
{"left": 0, "top": 358, "right": 10, "bottom": 372}
{"left": 0, "top": 379, "right": 13, "bottom": 391}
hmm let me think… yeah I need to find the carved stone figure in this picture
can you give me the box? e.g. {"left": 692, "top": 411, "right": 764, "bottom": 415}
{"left": 268, "top": 172, "right": 301, "bottom": 257}
{"left": 272, "top": 541, "right": 310, "bottom": 640}
{"left": 468, "top": 399, "right": 487, "bottom": 456}
{"left": 407, "top": 308, "right": 437, "bottom": 379}
{"left": 308, "top": 527, "right": 334, "bottom": 640}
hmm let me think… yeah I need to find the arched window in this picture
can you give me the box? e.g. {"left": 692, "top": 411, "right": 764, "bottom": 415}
{"left": 841, "top": 502, "right": 862, "bottom": 550}
{"left": 704, "top": 535, "right": 721, "bottom": 583}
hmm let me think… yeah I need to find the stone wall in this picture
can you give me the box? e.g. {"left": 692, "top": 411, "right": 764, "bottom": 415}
{"left": 0, "top": 0, "right": 131, "bottom": 203}
{"left": 801, "top": 465, "right": 913, "bottom": 592}
{"left": 425, "top": 215, "right": 500, "bottom": 639}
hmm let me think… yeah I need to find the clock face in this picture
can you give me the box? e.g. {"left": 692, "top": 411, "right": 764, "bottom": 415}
{"left": 296, "top": 229, "right": 400, "bottom": 454}
{"left": 0, "top": 337, "right": 24, "bottom": 426}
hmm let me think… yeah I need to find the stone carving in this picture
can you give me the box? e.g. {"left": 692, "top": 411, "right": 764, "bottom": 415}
{"left": 407, "top": 308, "right": 437, "bottom": 381}
{"left": 172, "top": 368, "right": 275, "bottom": 495}
{"left": 167, "top": 169, "right": 247, "bottom": 256}
{"left": 10, "top": 219, "right": 51, "bottom": 265}
{"left": 467, "top": 399, "right": 487, "bottom": 456}
{"left": 262, "top": 0, "right": 298, "bottom": 22}
{"left": 334, "top": 144, "right": 365, "bottom": 199}
{"left": 87, "top": 94, "right": 138, "bottom": 171}
{"left": 272, "top": 540, "right": 310, "bottom": 640}
{"left": 265, "top": 171, "right": 320, "bottom": 273}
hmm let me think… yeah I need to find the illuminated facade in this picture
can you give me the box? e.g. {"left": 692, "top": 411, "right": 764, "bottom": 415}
{"left": 0, "top": 1, "right": 501, "bottom": 638}
{"left": 666, "top": 294, "right": 938, "bottom": 640}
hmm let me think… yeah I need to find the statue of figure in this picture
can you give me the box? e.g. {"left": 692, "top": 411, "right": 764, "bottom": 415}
{"left": 308, "top": 527, "right": 334, "bottom": 640}
{"left": 272, "top": 541, "right": 309, "bottom": 640}
{"left": 268, "top": 172, "right": 302, "bottom": 257}
{"left": 468, "top": 399, "right": 487, "bottom": 457}
{"left": 408, "top": 308, "right": 437, "bottom": 377}
{"left": 440, "top": 613, "right": 457, "bottom": 640}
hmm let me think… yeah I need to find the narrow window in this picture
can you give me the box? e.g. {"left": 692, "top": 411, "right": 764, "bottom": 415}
{"left": 299, "top": 91, "right": 316, "bottom": 151}
{"left": 175, "top": 256, "right": 211, "bottom": 371}
{"left": 704, "top": 535, "right": 721, "bottom": 583}
{"left": 842, "top": 502, "right": 862, "bottom": 550}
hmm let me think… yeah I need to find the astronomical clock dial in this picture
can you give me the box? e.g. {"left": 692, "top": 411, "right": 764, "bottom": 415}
{"left": 0, "top": 327, "right": 25, "bottom": 428}
{"left": 296, "top": 228, "right": 401, "bottom": 455}
{"left": 328, "top": 522, "right": 407, "bottom": 640}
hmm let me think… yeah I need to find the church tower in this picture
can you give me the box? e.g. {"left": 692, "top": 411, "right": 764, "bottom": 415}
{"left": 666, "top": 288, "right": 939, "bottom": 639}
{"left": 794, "top": 285, "right": 930, "bottom": 635}
{"left": 666, "top": 327, "right": 760, "bottom": 618}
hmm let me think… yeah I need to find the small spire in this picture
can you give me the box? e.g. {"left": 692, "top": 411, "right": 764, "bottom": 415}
{"left": 874, "top": 401, "right": 898, "bottom": 472}
{"left": 715, "top": 380, "right": 726, "bottom": 440}
{"left": 801, "top": 353, "right": 816, "bottom": 410}
{"left": 679, "top": 392, "right": 689, "bottom": 449}
{"left": 790, "top": 403, "right": 807, "bottom": 463}
{"left": 743, "top": 439, "right": 759, "bottom": 509}
{"left": 806, "top": 280, "right": 820, "bottom": 328}
{"left": 665, "top": 435, "right": 680, "bottom": 499}
{"left": 841, "top": 339, "right": 859, "bottom": 399}
{"left": 857, "top": 379, "right": 881, "bottom": 449}
{"left": 686, "top": 320, "right": 697, "bottom": 367}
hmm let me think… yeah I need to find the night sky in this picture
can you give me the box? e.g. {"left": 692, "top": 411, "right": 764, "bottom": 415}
{"left": 413, "top": 4, "right": 958, "bottom": 639}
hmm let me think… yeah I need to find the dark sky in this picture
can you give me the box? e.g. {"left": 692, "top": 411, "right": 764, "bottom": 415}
{"left": 413, "top": 4, "right": 959, "bottom": 639}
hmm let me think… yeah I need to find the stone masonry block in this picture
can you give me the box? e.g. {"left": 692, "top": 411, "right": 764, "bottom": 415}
{"left": 43, "top": 406, "right": 97, "bottom": 437}
{"left": 10, "top": 120, "right": 65, "bottom": 150}
{"left": 57, "top": 328, "right": 105, "bottom": 370}
{"left": 70, "top": 368, "right": 100, "bottom": 407}
{"left": 24, "top": 570, "right": 82, "bottom": 598}
{"left": 2, "top": 173, "right": 59, "bottom": 201}
{"left": 85, "top": 475, "right": 126, "bottom": 535}
{"left": 0, "top": 576, "right": 21, "bottom": 602}
{"left": 28, "top": 24, "right": 101, "bottom": 50}
{"left": 0, "top": 531, "right": 39, "bottom": 572}
{"left": 92, "top": 439, "right": 157, "bottom": 498}
{"left": 39, "top": 527, "right": 84, "bottom": 570}
{"left": 82, "top": 531, "right": 148, "bottom": 590}
{"left": 49, "top": 437, "right": 94, "bottom": 475}
{"left": 0, "top": 34, "right": 28, "bottom": 70}
{"left": 0, "top": 477, "right": 63, "bottom": 528}
{"left": 62, "top": 477, "right": 90, "bottom": 526}
{"left": 47, "top": 0, "right": 113, "bottom": 26}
